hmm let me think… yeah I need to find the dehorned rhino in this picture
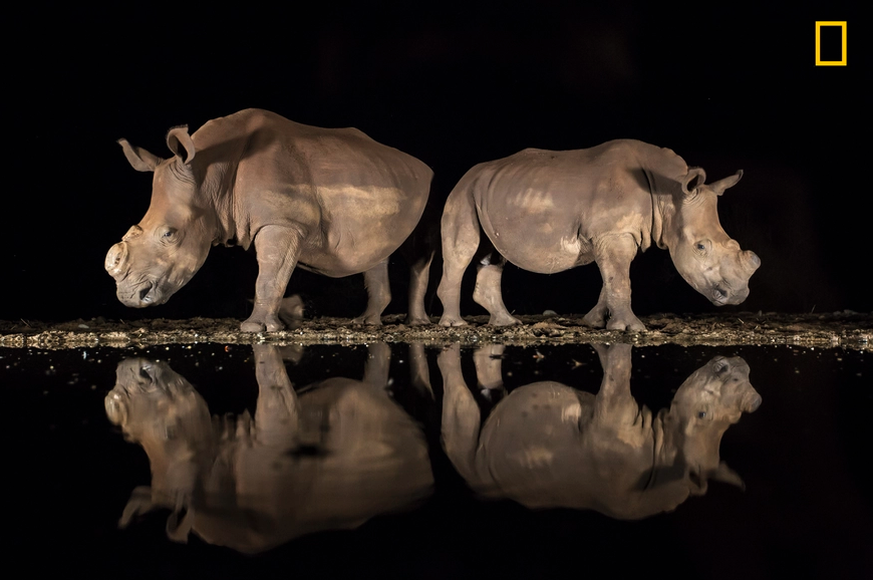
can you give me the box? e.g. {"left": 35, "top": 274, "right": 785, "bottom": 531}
{"left": 104, "top": 343, "right": 433, "bottom": 553}
{"left": 439, "top": 343, "right": 762, "bottom": 519}
{"left": 105, "top": 109, "right": 434, "bottom": 332}
{"left": 437, "top": 140, "right": 761, "bottom": 330}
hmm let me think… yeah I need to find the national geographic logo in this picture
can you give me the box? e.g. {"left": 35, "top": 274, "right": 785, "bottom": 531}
{"left": 815, "top": 21, "right": 847, "bottom": 66}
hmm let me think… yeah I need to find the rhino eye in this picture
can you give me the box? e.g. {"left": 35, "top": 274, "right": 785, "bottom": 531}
{"left": 695, "top": 239, "right": 712, "bottom": 253}
{"left": 698, "top": 411, "right": 707, "bottom": 419}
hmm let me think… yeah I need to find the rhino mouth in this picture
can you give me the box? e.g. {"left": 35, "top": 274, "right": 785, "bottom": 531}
{"left": 710, "top": 280, "right": 751, "bottom": 306}
{"left": 711, "top": 284, "right": 729, "bottom": 306}
{"left": 139, "top": 283, "right": 156, "bottom": 305}
{"left": 118, "top": 279, "right": 168, "bottom": 308}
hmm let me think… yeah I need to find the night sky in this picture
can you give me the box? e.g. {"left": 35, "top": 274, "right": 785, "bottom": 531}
{"left": 6, "top": 1, "right": 865, "bottom": 323}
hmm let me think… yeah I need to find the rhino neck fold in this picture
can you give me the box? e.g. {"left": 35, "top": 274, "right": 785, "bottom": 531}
{"left": 202, "top": 160, "right": 244, "bottom": 249}
{"left": 642, "top": 167, "right": 672, "bottom": 252}
{"left": 651, "top": 191, "right": 683, "bottom": 252}
{"left": 652, "top": 409, "right": 681, "bottom": 470}
{"left": 650, "top": 192, "right": 671, "bottom": 251}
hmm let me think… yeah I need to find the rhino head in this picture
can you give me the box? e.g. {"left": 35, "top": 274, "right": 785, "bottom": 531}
{"left": 105, "top": 358, "right": 215, "bottom": 541}
{"left": 105, "top": 127, "right": 216, "bottom": 308}
{"left": 666, "top": 168, "right": 761, "bottom": 306}
{"left": 105, "top": 358, "right": 214, "bottom": 449}
{"left": 661, "top": 355, "right": 762, "bottom": 494}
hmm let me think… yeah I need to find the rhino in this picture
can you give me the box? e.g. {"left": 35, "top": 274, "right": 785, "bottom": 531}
{"left": 104, "top": 343, "right": 433, "bottom": 553}
{"left": 105, "top": 109, "right": 434, "bottom": 332}
{"left": 439, "top": 343, "right": 762, "bottom": 519}
{"left": 437, "top": 140, "right": 761, "bottom": 330}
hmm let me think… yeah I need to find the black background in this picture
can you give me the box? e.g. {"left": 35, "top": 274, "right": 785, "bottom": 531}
{"left": 6, "top": 1, "right": 866, "bottom": 323}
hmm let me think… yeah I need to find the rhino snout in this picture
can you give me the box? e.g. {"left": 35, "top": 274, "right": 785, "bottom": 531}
{"left": 744, "top": 393, "right": 763, "bottom": 413}
{"left": 105, "top": 390, "right": 129, "bottom": 426}
{"left": 105, "top": 242, "right": 129, "bottom": 279}
{"left": 711, "top": 280, "right": 750, "bottom": 306}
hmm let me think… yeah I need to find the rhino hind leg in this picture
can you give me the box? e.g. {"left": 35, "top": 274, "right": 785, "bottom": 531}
{"left": 582, "top": 234, "right": 645, "bottom": 332}
{"left": 352, "top": 260, "right": 392, "bottom": 326}
{"left": 438, "top": 186, "right": 483, "bottom": 327}
{"left": 438, "top": 344, "right": 482, "bottom": 485}
{"left": 473, "top": 253, "right": 521, "bottom": 326}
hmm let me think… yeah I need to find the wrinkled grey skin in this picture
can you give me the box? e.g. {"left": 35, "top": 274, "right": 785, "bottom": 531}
{"left": 104, "top": 344, "right": 433, "bottom": 554}
{"left": 437, "top": 140, "right": 761, "bottom": 330}
{"left": 105, "top": 109, "right": 434, "bottom": 332}
{"left": 440, "top": 343, "right": 762, "bottom": 519}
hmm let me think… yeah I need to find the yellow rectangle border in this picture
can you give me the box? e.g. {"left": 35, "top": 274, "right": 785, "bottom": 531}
{"left": 815, "top": 21, "right": 847, "bottom": 66}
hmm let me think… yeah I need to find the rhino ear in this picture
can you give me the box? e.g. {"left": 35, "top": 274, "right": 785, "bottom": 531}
{"left": 118, "top": 486, "right": 155, "bottom": 528}
{"left": 681, "top": 167, "right": 707, "bottom": 196}
{"left": 166, "top": 125, "right": 196, "bottom": 165}
{"left": 166, "top": 506, "right": 194, "bottom": 544}
{"left": 709, "top": 461, "right": 746, "bottom": 490}
{"left": 118, "top": 139, "right": 162, "bottom": 172}
{"left": 709, "top": 170, "right": 743, "bottom": 196}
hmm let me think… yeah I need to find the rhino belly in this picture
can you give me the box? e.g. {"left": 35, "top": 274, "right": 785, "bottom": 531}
{"left": 300, "top": 185, "right": 426, "bottom": 276}
{"left": 478, "top": 207, "right": 593, "bottom": 274}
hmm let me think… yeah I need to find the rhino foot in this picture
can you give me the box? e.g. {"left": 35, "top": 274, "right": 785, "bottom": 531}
{"left": 405, "top": 314, "right": 433, "bottom": 326}
{"left": 582, "top": 306, "right": 645, "bottom": 331}
{"left": 488, "top": 313, "right": 521, "bottom": 326}
{"left": 351, "top": 314, "right": 383, "bottom": 326}
{"left": 240, "top": 321, "right": 265, "bottom": 333}
{"left": 240, "top": 315, "right": 286, "bottom": 333}
{"left": 438, "top": 315, "right": 469, "bottom": 327}
{"left": 605, "top": 315, "right": 646, "bottom": 332}
{"left": 582, "top": 309, "right": 607, "bottom": 328}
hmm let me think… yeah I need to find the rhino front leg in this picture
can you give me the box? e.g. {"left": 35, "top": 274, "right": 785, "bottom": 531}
{"left": 362, "top": 341, "right": 391, "bottom": 387}
{"left": 591, "top": 343, "right": 639, "bottom": 424}
{"left": 401, "top": 201, "right": 439, "bottom": 326}
{"left": 252, "top": 344, "right": 300, "bottom": 445}
{"left": 408, "top": 342, "right": 434, "bottom": 398}
{"left": 583, "top": 234, "right": 645, "bottom": 331}
{"left": 406, "top": 251, "right": 434, "bottom": 326}
{"left": 352, "top": 260, "right": 391, "bottom": 326}
{"left": 242, "top": 225, "right": 304, "bottom": 333}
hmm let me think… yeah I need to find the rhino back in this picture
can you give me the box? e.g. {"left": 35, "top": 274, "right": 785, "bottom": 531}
{"left": 470, "top": 140, "right": 675, "bottom": 273}
{"left": 473, "top": 381, "right": 669, "bottom": 515}
{"left": 198, "top": 378, "right": 432, "bottom": 552}
{"left": 475, "top": 383, "right": 594, "bottom": 499}
{"left": 191, "top": 109, "right": 432, "bottom": 274}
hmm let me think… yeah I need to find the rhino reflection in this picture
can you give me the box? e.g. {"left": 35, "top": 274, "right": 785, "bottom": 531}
{"left": 440, "top": 343, "right": 761, "bottom": 519}
{"left": 105, "top": 343, "right": 433, "bottom": 553}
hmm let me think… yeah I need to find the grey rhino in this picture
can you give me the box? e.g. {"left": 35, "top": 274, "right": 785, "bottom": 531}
{"left": 105, "top": 109, "right": 434, "bottom": 332}
{"left": 437, "top": 140, "right": 761, "bottom": 330}
{"left": 440, "top": 343, "right": 761, "bottom": 519}
{"left": 104, "top": 343, "right": 433, "bottom": 554}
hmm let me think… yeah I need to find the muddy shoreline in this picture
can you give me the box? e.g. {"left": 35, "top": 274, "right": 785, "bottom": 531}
{"left": 2, "top": 311, "right": 870, "bottom": 350}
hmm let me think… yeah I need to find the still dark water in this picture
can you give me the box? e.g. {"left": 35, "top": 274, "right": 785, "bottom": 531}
{"left": 4, "top": 341, "right": 870, "bottom": 579}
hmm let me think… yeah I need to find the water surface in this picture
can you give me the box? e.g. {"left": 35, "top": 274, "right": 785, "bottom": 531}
{"left": 4, "top": 342, "right": 870, "bottom": 579}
